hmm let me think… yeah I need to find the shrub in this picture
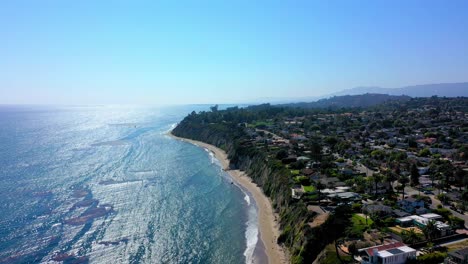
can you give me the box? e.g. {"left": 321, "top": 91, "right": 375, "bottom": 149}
{"left": 352, "top": 203, "right": 362, "bottom": 213}
{"left": 414, "top": 252, "right": 447, "bottom": 264}
{"left": 432, "top": 207, "right": 452, "bottom": 220}
{"left": 449, "top": 215, "right": 464, "bottom": 228}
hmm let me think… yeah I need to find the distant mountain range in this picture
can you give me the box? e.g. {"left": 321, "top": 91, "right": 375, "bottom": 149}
{"left": 331, "top": 82, "right": 468, "bottom": 98}
{"left": 283, "top": 94, "right": 411, "bottom": 109}
{"left": 248, "top": 82, "right": 468, "bottom": 104}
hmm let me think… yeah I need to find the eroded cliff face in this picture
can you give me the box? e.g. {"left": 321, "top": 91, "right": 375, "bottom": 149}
{"left": 172, "top": 119, "right": 349, "bottom": 264}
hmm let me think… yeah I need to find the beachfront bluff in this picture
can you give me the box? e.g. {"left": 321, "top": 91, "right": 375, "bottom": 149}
{"left": 173, "top": 96, "right": 468, "bottom": 263}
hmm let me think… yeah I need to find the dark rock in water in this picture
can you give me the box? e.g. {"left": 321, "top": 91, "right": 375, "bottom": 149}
{"left": 98, "top": 237, "right": 129, "bottom": 246}
{"left": 64, "top": 206, "right": 114, "bottom": 226}
{"left": 71, "top": 199, "right": 98, "bottom": 209}
{"left": 72, "top": 189, "right": 90, "bottom": 198}
{"left": 52, "top": 253, "right": 74, "bottom": 261}
{"left": 98, "top": 179, "right": 118, "bottom": 185}
{"left": 52, "top": 253, "right": 89, "bottom": 263}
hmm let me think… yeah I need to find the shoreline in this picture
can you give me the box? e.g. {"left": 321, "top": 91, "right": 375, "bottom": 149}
{"left": 168, "top": 132, "right": 288, "bottom": 264}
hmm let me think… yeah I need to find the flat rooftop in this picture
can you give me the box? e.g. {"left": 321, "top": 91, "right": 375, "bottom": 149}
{"left": 378, "top": 246, "right": 416, "bottom": 258}
{"left": 419, "top": 213, "right": 443, "bottom": 219}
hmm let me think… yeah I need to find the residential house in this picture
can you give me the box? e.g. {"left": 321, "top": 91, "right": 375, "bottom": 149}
{"left": 358, "top": 242, "right": 416, "bottom": 264}
{"left": 397, "top": 215, "right": 453, "bottom": 237}
{"left": 366, "top": 182, "right": 390, "bottom": 195}
{"left": 445, "top": 248, "right": 468, "bottom": 264}
{"left": 363, "top": 204, "right": 392, "bottom": 216}
{"left": 291, "top": 186, "right": 305, "bottom": 199}
{"left": 327, "top": 192, "right": 361, "bottom": 202}
{"left": 398, "top": 197, "right": 426, "bottom": 214}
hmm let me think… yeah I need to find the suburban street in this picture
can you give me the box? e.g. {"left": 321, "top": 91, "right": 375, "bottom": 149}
{"left": 403, "top": 185, "right": 468, "bottom": 229}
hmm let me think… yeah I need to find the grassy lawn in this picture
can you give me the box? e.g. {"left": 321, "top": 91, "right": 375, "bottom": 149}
{"left": 291, "top": 170, "right": 301, "bottom": 175}
{"left": 389, "top": 226, "right": 403, "bottom": 234}
{"left": 319, "top": 244, "right": 353, "bottom": 264}
{"left": 306, "top": 193, "right": 318, "bottom": 200}
{"left": 446, "top": 239, "right": 468, "bottom": 251}
{"left": 293, "top": 176, "right": 309, "bottom": 184}
{"left": 351, "top": 214, "right": 373, "bottom": 233}
{"left": 389, "top": 226, "right": 423, "bottom": 235}
{"left": 303, "top": 185, "right": 316, "bottom": 193}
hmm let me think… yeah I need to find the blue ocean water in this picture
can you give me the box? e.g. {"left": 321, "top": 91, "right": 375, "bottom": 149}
{"left": 0, "top": 105, "right": 257, "bottom": 263}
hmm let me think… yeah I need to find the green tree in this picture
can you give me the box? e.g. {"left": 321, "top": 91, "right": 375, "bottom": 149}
{"left": 429, "top": 172, "right": 437, "bottom": 188}
{"left": 315, "top": 181, "right": 326, "bottom": 204}
{"left": 399, "top": 175, "right": 409, "bottom": 200}
{"left": 373, "top": 173, "right": 384, "bottom": 196}
{"left": 422, "top": 220, "right": 439, "bottom": 244}
{"left": 348, "top": 242, "right": 358, "bottom": 258}
{"left": 384, "top": 170, "right": 398, "bottom": 193}
{"left": 410, "top": 164, "right": 420, "bottom": 187}
{"left": 401, "top": 228, "right": 421, "bottom": 245}
{"left": 210, "top": 104, "right": 219, "bottom": 112}
{"left": 418, "top": 148, "right": 431, "bottom": 157}
{"left": 276, "top": 149, "right": 288, "bottom": 160}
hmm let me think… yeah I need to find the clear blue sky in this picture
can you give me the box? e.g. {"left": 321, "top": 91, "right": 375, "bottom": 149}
{"left": 1, "top": 0, "right": 467, "bottom": 105}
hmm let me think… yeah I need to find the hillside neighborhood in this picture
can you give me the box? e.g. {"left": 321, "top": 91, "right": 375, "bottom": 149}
{"left": 175, "top": 96, "right": 468, "bottom": 263}
{"left": 246, "top": 98, "right": 467, "bottom": 263}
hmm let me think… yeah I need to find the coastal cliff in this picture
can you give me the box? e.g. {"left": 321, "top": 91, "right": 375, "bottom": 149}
{"left": 172, "top": 109, "right": 351, "bottom": 264}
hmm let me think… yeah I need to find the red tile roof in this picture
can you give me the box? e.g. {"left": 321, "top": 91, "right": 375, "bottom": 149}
{"left": 416, "top": 137, "right": 437, "bottom": 144}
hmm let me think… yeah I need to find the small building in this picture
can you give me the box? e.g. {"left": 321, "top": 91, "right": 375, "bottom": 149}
{"left": 398, "top": 197, "right": 426, "bottom": 214}
{"left": 363, "top": 204, "right": 392, "bottom": 216}
{"left": 409, "top": 215, "right": 430, "bottom": 228}
{"left": 297, "top": 156, "right": 311, "bottom": 162}
{"left": 291, "top": 186, "right": 305, "bottom": 199}
{"left": 392, "top": 209, "right": 410, "bottom": 218}
{"left": 301, "top": 168, "right": 315, "bottom": 176}
{"left": 404, "top": 215, "right": 453, "bottom": 237}
{"left": 445, "top": 248, "right": 468, "bottom": 264}
{"left": 327, "top": 192, "right": 361, "bottom": 202}
{"left": 419, "top": 213, "right": 443, "bottom": 221}
{"left": 358, "top": 242, "right": 416, "bottom": 264}
{"left": 396, "top": 217, "right": 414, "bottom": 227}
{"left": 281, "top": 156, "right": 297, "bottom": 164}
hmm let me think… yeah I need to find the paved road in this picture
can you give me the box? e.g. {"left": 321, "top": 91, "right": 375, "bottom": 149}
{"left": 403, "top": 186, "right": 468, "bottom": 229}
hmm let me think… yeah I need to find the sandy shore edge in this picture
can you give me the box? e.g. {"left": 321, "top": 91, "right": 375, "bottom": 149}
{"left": 168, "top": 132, "right": 288, "bottom": 264}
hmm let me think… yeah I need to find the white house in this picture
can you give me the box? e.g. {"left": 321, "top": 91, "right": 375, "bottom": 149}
{"left": 359, "top": 242, "right": 416, "bottom": 264}
{"left": 291, "top": 186, "right": 305, "bottom": 199}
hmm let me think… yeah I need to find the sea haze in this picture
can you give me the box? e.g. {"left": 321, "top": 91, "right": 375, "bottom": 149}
{"left": 0, "top": 105, "right": 255, "bottom": 263}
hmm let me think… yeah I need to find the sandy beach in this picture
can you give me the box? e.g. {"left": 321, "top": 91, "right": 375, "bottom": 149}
{"left": 169, "top": 132, "right": 288, "bottom": 264}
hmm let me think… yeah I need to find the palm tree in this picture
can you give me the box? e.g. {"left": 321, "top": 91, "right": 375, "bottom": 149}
{"left": 429, "top": 172, "right": 437, "bottom": 188}
{"left": 384, "top": 170, "right": 397, "bottom": 193}
{"left": 401, "top": 228, "right": 420, "bottom": 245}
{"left": 374, "top": 173, "right": 384, "bottom": 196}
{"left": 316, "top": 181, "right": 325, "bottom": 204}
{"left": 423, "top": 220, "right": 439, "bottom": 244}
{"left": 398, "top": 175, "right": 409, "bottom": 200}
{"left": 366, "top": 176, "right": 376, "bottom": 196}
{"left": 410, "top": 164, "right": 420, "bottom": 187}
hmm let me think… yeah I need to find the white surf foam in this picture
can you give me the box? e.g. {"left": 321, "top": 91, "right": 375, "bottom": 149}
{"left": 244, "top": 194, "right": 251, "bottom": 206}
{"left": 163, "top": 123, "right": 178, "bottom": 134}
{"left": 243, "top": 197, "right": 259, "bottom": 264}
{"left": 201, "top": 145, "right": 259, "bottom": 264}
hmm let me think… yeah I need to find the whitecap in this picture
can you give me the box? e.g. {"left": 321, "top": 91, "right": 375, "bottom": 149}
{"left": 243, "top": 200, "right": 259, "bottom": 264}
{"left": 244, "top": 194, "right": 251, "bottom": 206}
